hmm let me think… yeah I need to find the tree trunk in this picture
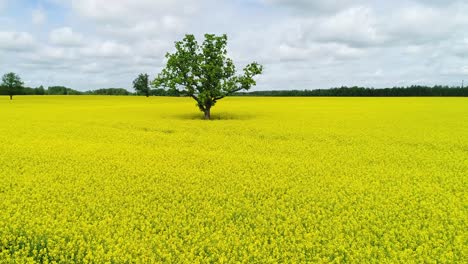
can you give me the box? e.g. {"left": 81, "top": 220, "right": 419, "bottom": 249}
{"left": 204, "top": 108, "right": 211, "bottom": 120}
{"left": 9, "top": 95, "right": 12, "bottom": 100}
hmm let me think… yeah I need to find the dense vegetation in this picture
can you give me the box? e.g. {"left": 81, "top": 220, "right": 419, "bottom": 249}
{"left": 133, "top": 73, "right": 151, "bottom": 97}
{"left": 1, "top": 72, "right": 23, "bottom": 100}
{"left": 0, "top": 96, "right": 465, "bottom": 262}
{"left": 2, "top": 71, "right": 467, "bottom": 98}
{"left": 235, "top": 85, "right": 468, "bottom": 97}
{"left": 2, "top": 84, "right": 466, "bottom": 97}
{"left": 153, "top": 34, "right": 263, "bottom": 119}
{"left": 0, "top": 86, "right": 131, "bottom": 96}
{"left": 86, "top": 88, "right": 132, "bottom": 96}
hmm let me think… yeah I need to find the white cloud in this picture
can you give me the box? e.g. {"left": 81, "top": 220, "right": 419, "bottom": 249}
{"left": 32, "top": 8, "right": 47, "bottom": 25}
{"left": 462, "top": 66, "right": 468, "bottom": 74}
{"left": 274, "top": 41, "right": 365, "bottom": 63}
{"left": 21, "top": 46, "right": 77, "bottom": 65}
{"left": 1, "top": 0, "right": 468, "bottom": 89}
{"left": 68, "top": 0, "right": 198, "bottom": 24}
{"left": 0, "top": 0, "right": 7, "bottom": 12}
{"left": 310, "top": 7, "right": 384, "bottom": 47}
{"left": 392, "top": 3, "right": 468, "bottom": 43}
{"left": 80, "top": 41, "right": 131, "bottom": 58}
{"left": 136, "top": 39, "right": 170, "bottom": 58}
{"left": 0, "top": 31, "right": 35, "bottom": 51}
{"left": 80, "top": 62, "right": 99, "bottom": 73}
{"left": 49, "top": 27, "right": 84, "bottom": 47}
{"left": 440, "top": 65, "right": 468, "bottom": 75}
{"left": 99, "top": 15, "right": 186, "bottom": 39}
{"left": 452, "top": 39, "right": 468, "bottom": 58}
{"left": 262, "top": 0, "right": 362, "bottom": 13}
{"left": 160, "top": 15, "right": 185, "bottom": 32}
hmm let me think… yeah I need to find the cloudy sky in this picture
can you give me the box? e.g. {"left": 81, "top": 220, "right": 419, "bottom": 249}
{"left": 0, "top": 0, "right": 467, "bottom": 91}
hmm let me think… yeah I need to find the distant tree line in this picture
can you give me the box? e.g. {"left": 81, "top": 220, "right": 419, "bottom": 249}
{"left": 0, "top": 84, "right": 182, "bottom": 96}
{"left": 86, "top": 88, "right": 132, "bottom": 95}
{"left": 48, "top": 86, "right": 82, "bottom": 95}
{"left": 234, "top": 86, "right": 468, "bottom": 97}
{"left": 3, "top": 84, "right": 467, "bottom": 98}
{"left": 2, "top": 72, "right": 467, "bottom": 99}
{"left": 0, "top": 85, "right": 124, "bottom": 96}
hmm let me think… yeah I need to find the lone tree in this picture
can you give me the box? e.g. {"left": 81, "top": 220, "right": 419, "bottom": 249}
{"left": 133, "top": 73, "right": 151, "bottom": 97}
{"left": 1, "top": 72, "right": 24, "bottom": 100}
{"left": 153, "top": 34, "right": 263, "bottom": 119}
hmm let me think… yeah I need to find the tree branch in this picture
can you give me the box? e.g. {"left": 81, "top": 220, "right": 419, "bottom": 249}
{"left": 191, "top": 94, "right": 199, "bottom": 101}
{"left": 225, "top": 86, "right": 244, "bottom": 96}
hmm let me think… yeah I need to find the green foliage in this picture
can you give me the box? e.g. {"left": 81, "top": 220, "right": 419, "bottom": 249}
{"left": 151, "top": 88, "right": 167, "bottom": 96}
{"left": 133, "top": 73, "right": 151, "bottom": 97}
{"left": 150, "top": 88, "right": 179, "bottom": 96}
{"left": 1, "top": 72, "right": 24, "bottom": 99}
{"left": 153, "top": 34, "right": 263, "bottom": 119}
{"left": 47, "top": 86, "right": 67, "bottom": 95}
{"left": 21, "top": 87, "right": 36, "bottom": 95}
{"left": 235, "top": 86, "right": 468, "bottom": 97}
{"left": 46, "top": 86, "right": 66, "bottom": 95}
{"left": 46, "top": 86, "right": 82, "bottom": 95}
{"left": 35, "top": 86, "right": 45, "bottom": 95}
{"left": 86, "top": 88, "right": 132, "bottom": 96}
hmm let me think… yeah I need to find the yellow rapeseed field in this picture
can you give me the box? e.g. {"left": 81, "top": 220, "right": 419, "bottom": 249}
{"left": 0, "top": 96, "right": 466, "bottom": 263}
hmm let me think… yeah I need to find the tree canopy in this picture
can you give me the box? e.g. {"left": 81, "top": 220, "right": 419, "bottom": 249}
{"left": 153, "top": 34, "right": 263, "bottom": 119}
{"left": 1, "top": 72, "right": 24, "bottom": 100}
{"left": 133, "top": 73, "right": 151, "bottom": 97}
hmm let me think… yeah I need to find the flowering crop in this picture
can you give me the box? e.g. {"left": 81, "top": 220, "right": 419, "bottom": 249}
{"left": 0, "top": 96, "right": 466, "bottom": 262}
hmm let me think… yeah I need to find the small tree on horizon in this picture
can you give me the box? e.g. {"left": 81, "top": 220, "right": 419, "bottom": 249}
{"left": 36, "top": 85, "right": 45, "bottom": 95}
{"left": 153, "top": 34, "right": 263, "bottom": 119}
{"left": 1, "top": 72, "right": 24, "bottom": 100}
{"left": 133, "top": 73, "right": 151, "bottom": 97}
